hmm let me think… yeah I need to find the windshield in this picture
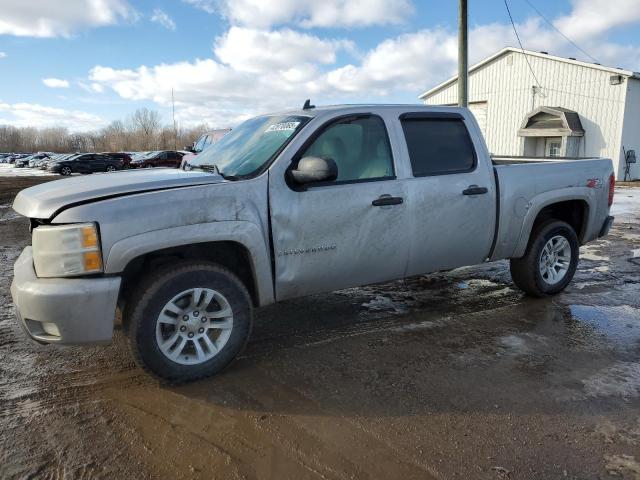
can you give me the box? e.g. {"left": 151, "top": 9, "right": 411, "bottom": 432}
{"left": 188, "top": 114, "right": 309, "bottom": 177}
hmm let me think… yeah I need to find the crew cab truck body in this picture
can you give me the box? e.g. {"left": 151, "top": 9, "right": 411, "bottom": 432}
{"left": 10, "top": 105, "right": 615, "bottom": 381}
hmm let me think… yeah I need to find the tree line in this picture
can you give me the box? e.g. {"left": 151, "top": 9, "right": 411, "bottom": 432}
{"left": 0, "top": 108, "right": 214, "bottom": 153}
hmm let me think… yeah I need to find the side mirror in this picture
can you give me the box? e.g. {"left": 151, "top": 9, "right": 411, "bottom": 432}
{"left": 291, "top": 156, "right": 338, "bottom": 184}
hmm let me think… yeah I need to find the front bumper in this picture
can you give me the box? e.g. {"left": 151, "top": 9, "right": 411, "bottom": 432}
{"left": 10, "top": 247, "right": 121, "bottom": 345}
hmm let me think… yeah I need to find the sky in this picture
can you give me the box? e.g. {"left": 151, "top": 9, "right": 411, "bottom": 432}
{"left": 0, "top": 0, "right": 639, "bottom": 131}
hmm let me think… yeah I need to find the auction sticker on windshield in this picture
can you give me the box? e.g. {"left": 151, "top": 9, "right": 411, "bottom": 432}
{"left": 265, "top": 122, "right": 300, "bottom": 133}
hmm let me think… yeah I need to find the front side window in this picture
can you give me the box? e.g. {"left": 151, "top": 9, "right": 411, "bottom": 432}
{"left": 401, "top": 117, "right": 476, "bottom": 176}
{"left": 189, "top": 115, "right": 310, "bottom": 178}
{"left": 299, "top": 115, "right": 393, "bottom": 182}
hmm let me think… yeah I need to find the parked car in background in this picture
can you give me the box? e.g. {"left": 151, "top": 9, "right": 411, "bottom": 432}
{"left": 28, "top": 154, "right": 50, "bottom": 168}
{"left": 48, "top": 153, "right": 123, "bottom": 175}
{"left": 181, "top": 129, "right": 230, "bottom": 167}
{"left": 7, "top": 154, "right": 29, "bottom": 164}
{"left": 14, "top": 155, "right": 35, "bottom": 168}
{"left": 41, "top": 153, "right": 75, "bottom": 170}
{"left": 102, "top": 152, "right": 133, "bottom": 169}
{"left": 130, "top": 150, "right": 184, "bottom": 168}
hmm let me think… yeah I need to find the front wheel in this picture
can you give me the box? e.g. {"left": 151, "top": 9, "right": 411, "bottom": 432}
{"left": 510, "top": 219, "right": 579, "bottom": 297}
{"left": 125, "top": 261, "right": 253, "bottom": 382}
{"left": 60, "top": 166, "right": 72, "bottom": 176}
{"left": 106, "top": 165, "right": 116, "bottom": 172}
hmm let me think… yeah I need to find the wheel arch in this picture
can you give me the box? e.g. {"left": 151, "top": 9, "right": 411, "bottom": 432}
{"left": 513, "top": 190, "right": 593, "bottom": 258}
{"left": 107, "top": 222, "right": 274, "bottom": 309}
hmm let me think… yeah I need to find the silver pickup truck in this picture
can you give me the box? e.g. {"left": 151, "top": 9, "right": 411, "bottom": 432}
{"left": 11, "top": 105, "right": 615, "bottom": 381}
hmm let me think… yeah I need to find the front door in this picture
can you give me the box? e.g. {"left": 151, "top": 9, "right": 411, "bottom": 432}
{"left": 545, "top": 137, "right": 562, "bottom": 157}
{"left": 269, "top": 114, "right": 409, "bottom": 300}
{"left": 75, "top": 154, "right": 92, "bottom": 173}
{"left": 399, "top": 112, "right": 497, "bottom": 276}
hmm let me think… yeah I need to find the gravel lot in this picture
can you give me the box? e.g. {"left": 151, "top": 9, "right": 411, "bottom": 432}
{"left": 1, "top": 177, "right": 639, "bottom": 480}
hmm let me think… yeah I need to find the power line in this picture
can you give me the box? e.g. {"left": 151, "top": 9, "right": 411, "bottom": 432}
{"left": 503, "top": 0, "right": 542, "bottom": 89}
{"left": 522, "top": 0, "right": 599, "bottom": 63}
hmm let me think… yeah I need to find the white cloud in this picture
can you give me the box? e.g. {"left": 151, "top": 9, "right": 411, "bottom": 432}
{"left": 181, "top": 0, "right": 216, "bottom": 14}
{"left": 214, "top": 27, "right": 353, "bottom": 73}
{"left": 0, "top": 102, "right": 106, "bottom": 131}
{"left": 42, "top": 78, "right": 70, "bottom": 88}
{"left": 150, "top": 8, "right": 176, "bottom": 31}
{"left": 218, "top": 0, "right": 413, "bottom": 28}
{"left": 326, "top": 29, "right": 458, "bottom": 95}
{"left": 85, "top": 0, "right": 640, "bottom": 129}
{"left": 554, "top": 0, "right": 640, "bottom": 42}
{"left": 0, "top": 52, "right": 6, "bottom": 59}
{"left": 0, "top": 0, "right": 136, "bottom": 37}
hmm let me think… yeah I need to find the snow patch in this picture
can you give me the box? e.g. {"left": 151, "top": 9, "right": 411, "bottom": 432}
{"left": 392, "top": 319, "right": 445, "bottom": 332}
{"left": 583, "top": 362, "right": 640, "bottom": 399}
{"left": 0, "top": 164, "right": 56, "bottom": 177}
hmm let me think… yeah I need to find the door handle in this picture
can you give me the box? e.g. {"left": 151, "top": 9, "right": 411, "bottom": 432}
{"left": 462, "top": 185, "right": 488, "bottom": 196}
{"left": 372, "top": 195, "right": 404, "bottom": 207}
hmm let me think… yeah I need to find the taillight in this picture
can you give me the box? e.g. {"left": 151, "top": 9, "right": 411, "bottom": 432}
{"left": 608, "top": 174, "right": 615, "bottom": 207}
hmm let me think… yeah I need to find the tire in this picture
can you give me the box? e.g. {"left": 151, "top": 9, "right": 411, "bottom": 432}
{"left": 510, "top": 219, "right": 579, "bottom": 297}
{"left": 60, "top": 166, "right": 72, "bottom": 176}
{"left": 145, "top": 164, "right": 153, "bottom": 168}
{"left": 125, "top": 261, "right": 253, "bottom": 383}
{"left": 106, "top": 165, "right": 116, "bottom": 172}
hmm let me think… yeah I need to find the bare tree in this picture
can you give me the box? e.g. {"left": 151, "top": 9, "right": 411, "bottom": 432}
{"left": 129, "top": 108, "right": 161, "bottom": 150}
{"left": 0, "top": 107, "right": 219, "bottom": 153}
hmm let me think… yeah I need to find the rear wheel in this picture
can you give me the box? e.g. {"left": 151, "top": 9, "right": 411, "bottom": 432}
{"left": 510, "top": 219, "right": 579, "bottom": 297}
{"left": 60, "top": 166, "right": 72, "bottom": 176}
{"left": 125, "top": 261, "right": 253, "bottom": 383}
{"left": 106, "top": 165, "right": 116, "bottom": 172}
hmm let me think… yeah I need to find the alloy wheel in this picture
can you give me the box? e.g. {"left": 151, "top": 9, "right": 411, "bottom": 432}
{"left": 539, "top": 235, "right": 572, "bottom": 285}
{"left": 155, "top": 287, "right": 234, "bottom": 365}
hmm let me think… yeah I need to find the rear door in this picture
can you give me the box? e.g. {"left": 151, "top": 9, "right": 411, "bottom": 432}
{"left": 399, "top": 112, "right": 497, "bottom": 276}
{"left": 167, "top": 151, "right": 180, "bottom": 167}
{"left": 156, "top": 152, "right": 168, "bottom": 167}
{"left": 91, "top": 154, "right": 107, "bottom": 172}
{"left": 269, "top": 113, "right": 410, "bottom": 300}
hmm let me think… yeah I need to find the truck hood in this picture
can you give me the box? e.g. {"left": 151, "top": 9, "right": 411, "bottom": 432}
{"left": 13, "top": 168, "right": 224, "bottom": 219}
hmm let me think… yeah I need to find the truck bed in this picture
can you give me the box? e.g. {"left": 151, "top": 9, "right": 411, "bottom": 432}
{"left": 489, "top": 156, "right": 614, "bottom": 262}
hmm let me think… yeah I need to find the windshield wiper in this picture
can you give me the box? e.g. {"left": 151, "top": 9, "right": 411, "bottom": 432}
{"left": 188, "top": 163, "right": 236, "bottom": 180}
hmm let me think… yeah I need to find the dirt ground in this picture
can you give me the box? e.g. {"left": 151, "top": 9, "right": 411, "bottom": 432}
{"left": 1, "top": 176, "right": 639, "bottom": 480}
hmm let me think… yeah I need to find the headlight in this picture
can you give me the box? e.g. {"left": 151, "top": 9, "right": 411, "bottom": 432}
{"left": 32, "top": 223, "right": 103, "bottom": 277}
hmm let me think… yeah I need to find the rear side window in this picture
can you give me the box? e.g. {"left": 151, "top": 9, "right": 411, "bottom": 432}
{"left": 401, "top": 117, "right": 476, "bottom": 176}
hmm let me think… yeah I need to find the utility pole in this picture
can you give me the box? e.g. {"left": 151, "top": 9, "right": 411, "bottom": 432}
{"left": 458, "top": 0, "right": 468, "bottom": 107}
{"left": 172, "top": 88, "right": 177, "bottom": 151}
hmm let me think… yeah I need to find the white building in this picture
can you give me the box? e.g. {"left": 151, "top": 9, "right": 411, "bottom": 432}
{"left": 419, "top": 47, "right": 640, "bottom": 180}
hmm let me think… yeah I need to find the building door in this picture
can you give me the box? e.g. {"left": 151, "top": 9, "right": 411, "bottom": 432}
{"left": 545, "top": 137, "right": 562, "bottom": 157}
{"left": 468, "top": 102, "right": 488, "bottom": 139}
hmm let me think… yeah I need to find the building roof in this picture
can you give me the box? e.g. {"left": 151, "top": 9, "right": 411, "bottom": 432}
{"left": 419, "top": 47, "right": 640, "bottom": 100}
{"left": 518, "top": 106, "right": 585, "bottom": 137}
